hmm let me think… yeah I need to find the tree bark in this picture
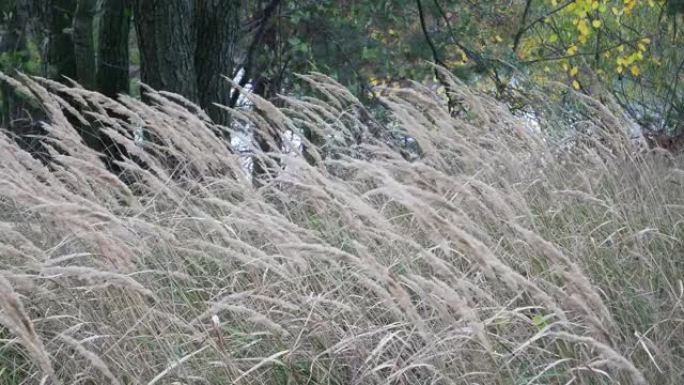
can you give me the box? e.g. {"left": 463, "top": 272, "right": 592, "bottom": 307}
{"left": 132, "top": 0, "right": 241, "bottom": 126}
{"left": 14, "top": 0, "right": 49, "bottom": 77}
{"left": 132, "top": 0, "right": 198, "bottom": 101}
{"left": 1, "top": 1, "right": 27, "bottom": 128}
{"left": 72, "top": 0, "right": 96, "bottom": 88}
{"left": 194, "top": 0, "right": 240, "bottom": 126}
{"left": 0, "top": 0, "right": 48, "bottom": 156}
{"left": 49, "top": 0, "right": 77, "bottom": 81}
{"left": 250, "top": 17, "right": 284, "bottom": 182}
{"left": 97, "top": 0, "right": 131, "bottom": 97}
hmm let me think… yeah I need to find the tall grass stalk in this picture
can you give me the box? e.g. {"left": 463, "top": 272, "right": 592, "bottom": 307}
{"left": 0, "top": 72, "right": 682, "bottom": 385}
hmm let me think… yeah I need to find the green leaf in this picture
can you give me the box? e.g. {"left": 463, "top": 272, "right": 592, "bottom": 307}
{"left": 532, "top": 314, "right": 548, "bottom": 330}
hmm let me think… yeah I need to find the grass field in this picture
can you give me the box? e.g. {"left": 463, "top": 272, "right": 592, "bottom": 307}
{"left": 0, "top": 73, "right": 682, "bottom": 385}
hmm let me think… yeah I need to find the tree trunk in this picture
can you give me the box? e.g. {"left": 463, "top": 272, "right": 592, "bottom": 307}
{"left": 251, "top": 76, "right": 283, "bottom": 184}
{"left": 132, "top": 0, "right": 198, "bottom": 101}
{"left": 0, "top": 0, "right": 48, "bottom": 157}
{"left": 194, "top": 0, "right": 240, "bottom": 126}
{"left": 132, "top": 0, "right": 240, "bottom": 125}
{"left": 72, "top": 0, "right": 96, "bottom": 88}
{"left": 250, "top": 19, "right": 284, "bottom": 182}
{"left": 0, "top": 1, "right": 26, "bottom": 128}
{"left": 15, "top": 0, "right": 50, "bottom": 77}
{"left": 48, "top": 0, "right": 77, "bottom": 81}
{"left": 97, "top": 0, "right": 131, "bottom": 98}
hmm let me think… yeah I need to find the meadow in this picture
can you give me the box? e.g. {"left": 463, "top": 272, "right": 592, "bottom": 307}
{"left": 0, "top": 72, "right": 682, "bottom": 385}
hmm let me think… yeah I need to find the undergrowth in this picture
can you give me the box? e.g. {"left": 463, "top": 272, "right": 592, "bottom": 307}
{"left": 0, "top": 72, "right": 682, "bottom": 385}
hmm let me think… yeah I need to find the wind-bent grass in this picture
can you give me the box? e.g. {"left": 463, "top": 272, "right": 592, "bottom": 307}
{"left": 0, "top": 72, "right": 682, "bottom": 385}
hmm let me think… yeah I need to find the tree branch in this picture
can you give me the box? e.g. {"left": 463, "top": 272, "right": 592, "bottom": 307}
{"left": 512, "top": 0, "right": 575, "bottom": 52}
{"left": 416, "top": 0, "right": 458, "bottom": 112}
{"left": 512, "top": 0, "right": 534, "bottom": 52}
{"left": 431, "top": 0, "right": 505, "bottom": 92}
{"left": 228, "top": 0, "right": 281, "bottom": 108}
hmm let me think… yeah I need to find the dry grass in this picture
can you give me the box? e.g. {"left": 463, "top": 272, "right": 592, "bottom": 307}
{"left": 0, "top": 72, "right": 682, "bottom": 385}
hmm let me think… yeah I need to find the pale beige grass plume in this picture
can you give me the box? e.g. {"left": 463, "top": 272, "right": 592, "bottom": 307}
{"left": 0, "top": 71, "right": 682, "bottom": 385}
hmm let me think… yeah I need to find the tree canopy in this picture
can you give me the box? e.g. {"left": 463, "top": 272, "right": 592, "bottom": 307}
{"left": 1, "top": 0, "right": 682, "bottom": 147}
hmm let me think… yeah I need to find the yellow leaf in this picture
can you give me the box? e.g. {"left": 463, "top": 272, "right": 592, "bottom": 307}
{"left": 562, "top": 62, "right": 570, "bottom": 71}
{"left": 630, "top": 65, "right": 640, "bottom": 76}
{"left": 617, "top": 65, "right": 624, "bottom": 74}
{"left": 572, "top": 80, "right": 581, "bottom": 90}
{"left": 567, "top": 45, "right": 578, "bottom": 55}
{"left": 578, "top": 19, "right": 590, "bottom": 35}
{"left": 625, "top": 0, "right": 636, "bottom": 11}
{"left": 570, "top": 66, "right": 579, "bottom": 76}
{"left": 641, "top": 37, "right": 651, "bottom": 45}
{"left": 638, "top": 43, "right": 647, "bottom": 52}
{"left": 551, "top": 0, "right": 558, "bottom": 6}
{"left": 592, "top": 19, "right": 602, "bottom": 28}
{"left": 495, "top": 35, "right": 503, "bottom": 43}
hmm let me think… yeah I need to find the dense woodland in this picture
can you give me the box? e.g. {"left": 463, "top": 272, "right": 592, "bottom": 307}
{"left": 1, "top": 2, "right": 684, "bottom": 385}
{"left": 1, "top": 0, "right": 684, "bottom": 159}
